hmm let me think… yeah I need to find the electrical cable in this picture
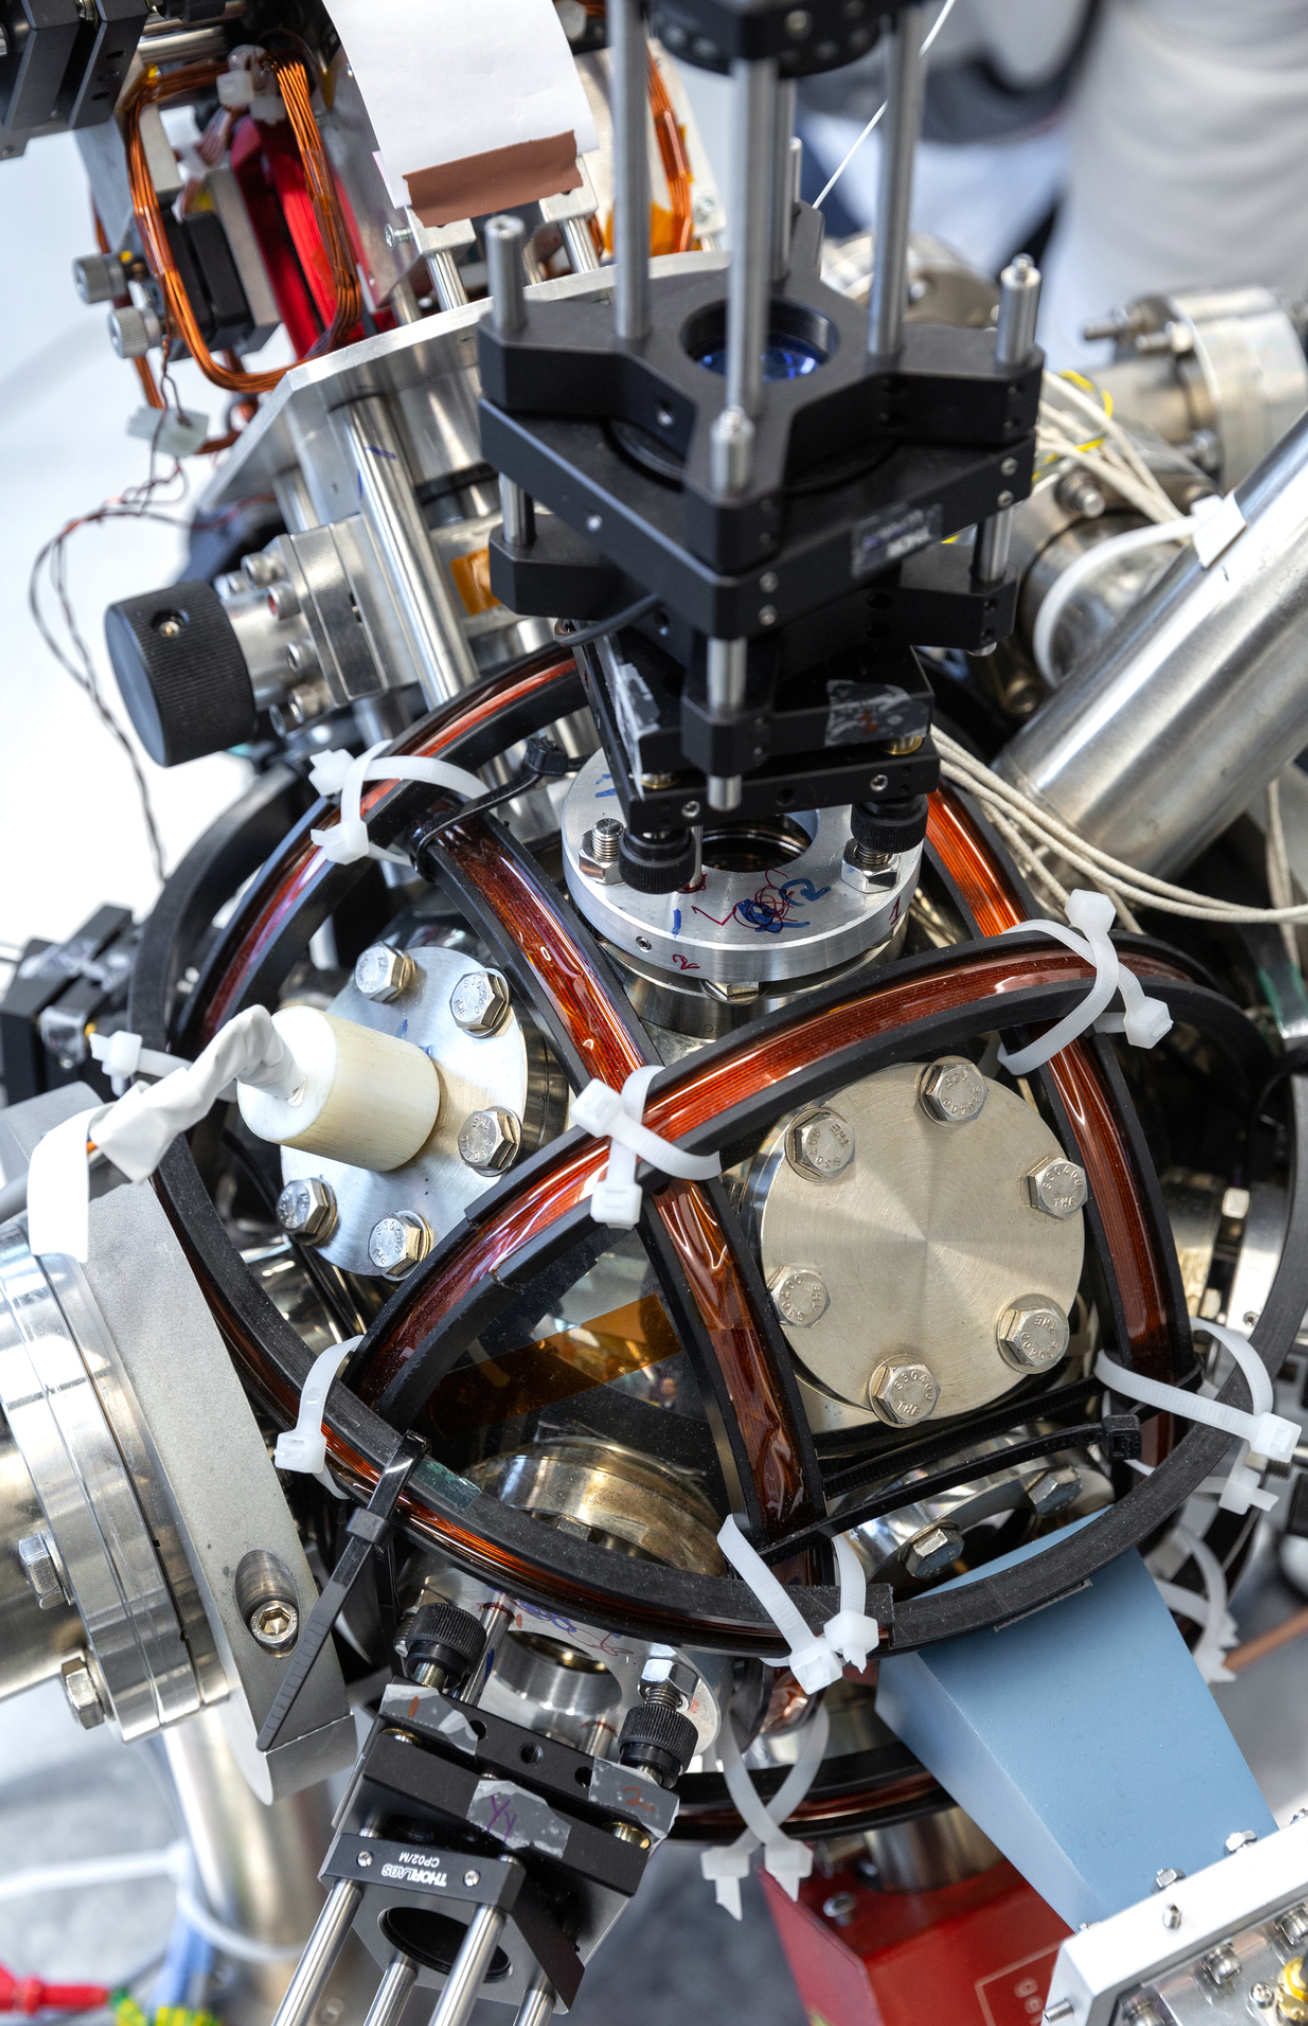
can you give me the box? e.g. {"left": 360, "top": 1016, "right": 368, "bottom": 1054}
{"left": 557, "top": 592, "right": 660, "bottom": 649}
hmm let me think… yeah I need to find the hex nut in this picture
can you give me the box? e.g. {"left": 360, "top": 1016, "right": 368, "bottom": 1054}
{"left": 785, "top": 1108, "right": 856, "bottom": 1181}
{"left": 276, "top": 1178, "right": 338, "bottom": 1245}
{"left": 902, "top": 1524, "right": 963, "bottom": 1581}
{"left": 996, "top": 1297, "right": 1070, "bottom": 1373}
{"left": 1026, "top": 1157, "right": 1088, "bottom": 1220}
{"left": 61, "top": 1656, "right": 106, "bottom": 1730}
{"left": 578, "top": 819, "right": 625, "bottom": 886}
{"left": 770, "top": 1266, "right": 830, "bottom": 1328}
{"left": 867, "top": 1360, "right": 940, "bottom": 1427}
{"left": 918, "top": 1057, "right": 988, "bottom": 1125}
{"left": 449, "top": 969, "right": 511, "bottom": 1037}
{"left": 1024, "top": 1467, "right": 1082, "bottom": 1517}
{"left": 639, "top": 1649, "right": 699, "bottom": 1708}
{"left": 354, "top": 944, "right": 416, "bottom": 1003}
{"left": 458, "top": 1107, "right": 523, "bottom": 1174}
{"left": 368, "top": 1211, "right": 433, "bottom": 1279}
{"left": 18, "top": 1533, "right": 67, "bottom": 1611}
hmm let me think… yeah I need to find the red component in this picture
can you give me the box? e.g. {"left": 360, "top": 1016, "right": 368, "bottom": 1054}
{"left": 229, "top": 116, "right": 375, "bottom": 358}
{"left": 764, "top": 1859, "right": 1070, "bottom": 2026}
{"left": 0, "top": 1964, "right": 111, "bottom": 2015}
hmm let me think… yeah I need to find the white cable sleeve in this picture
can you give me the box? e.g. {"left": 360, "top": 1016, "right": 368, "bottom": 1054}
{"left": 309, "top": 743, "right": 486, "bottom": 867}
{"left": 701, "top": 1700, "right": 832, "bottom": 1916}
{"left": 1162, "top": 1523, "right": 1239, "bottom": 1685}
{"left": 574, "top": 1066, "right": 721, "bottom": 1229}
{"left": 0, "top": 1843, "right": 189, "bottom": 1905}
{"left": 26, "top": 1008, "right": 297, "bottom": 1264}
{"left": 274, "top": 1336, "right": 362, "bottom": 1479}
{"left": 998, "top": 889, "right": 1171, "bottom": 1075}
{"left": 717, "top": 1516, "right": 843, "bottom": 1694}
{"left": 1032, "top": 518, "right": 1194, "bottom": 683}
{"left": 173, "top": 1882, "right": 305, "bottom": 1965}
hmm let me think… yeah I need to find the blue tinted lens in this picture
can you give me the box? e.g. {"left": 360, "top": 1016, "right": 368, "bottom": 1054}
{"left": 695, "top": 333, "right": 824, "bottom": 380}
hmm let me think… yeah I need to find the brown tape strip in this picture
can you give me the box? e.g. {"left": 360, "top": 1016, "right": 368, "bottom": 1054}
{"left": 405, "top": 130, "right": 581, "bottom": 228}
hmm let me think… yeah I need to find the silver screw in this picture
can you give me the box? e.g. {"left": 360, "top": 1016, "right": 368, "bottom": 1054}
{"left": 997, "top": 1297, "right": 1070, "bottom": 1372}
{"left": 1025, "top": 1467, "right": 1081, "bottom": 1516}
{"left": 918, "top": 1058, "right": 988, "bottom": 1125}
{"left": 1056, "top": 469, "right": 1106, "bottom": 519}
{"left": 821, "top": 1892, "right": 857, "bottom": 1926}
{"left": 384, "top": 222, "right": 415, "bottom": 249}
{"left": 868, "top": 1360, "right": 940, "bottom": 1427}
{"left": 784, "top": 6, "right": 811, "bottom": 32}
{"left": 266, "top": 579, "right": 300, "bottom": 622}
{"left": 357, "top": 1851, "right": 373, "bottom": 1869}
{"left": 840, "top": 838, "right": 896, "bottom": 895}
{"left": 1280, "top": 1905, "right": 1308, "bottom": 1947}
{"left": 449, "top": 969, "right": 511, "bottom": 1038}
{"left": 458, "top": 1108, "right": 522, "bottom": 1174}
{"left": 1153, "top": 1866, "right": 1185, "bottom": 1892}
{"left": 276, "top": 1178, "right": 338, "bottom": 1245}
{"left": 156, "top": 615, "right": 183, "bottom": 641}
{"left": 1026, "top": 1157, "right": 1088, "bottom": 1220}
{"left": 354, "top": 944, "right": 416, "bottom": 1003}
{"left": 18, "top": 1533, "right": 68, "bottom": 1611}
{"left": 639, "top": 1648, "right": 698, "bottom": 1709}
{"left": 368, "top": 1211, "right": 433, "bottom": 1278}
{"left": 786, "top": 1108, "right": 856, "bottom": 1181}
{"left": 242, "top": 550, "right": 284, "bottom": 588}
{"left": 1044, "top": 2006, "right": 1074, "bottom": 2025}
{"left": 463, "top": 1868, "right": 480, "bottom": 1888}
{"left": 1252, "top": 1983, "right": 1276, "bottom": 2008}
{"left": 769, "top": 1266, "right": 830, "bottom": 1328}
{"left": 579, "top": 817, "right": 625, "bottom": 884}
{"left": 1225, "top": 1829, "right": 1259, "bottom": 1854}
{"left": 1198, "top": 1942, "right": 1238, "bottom": 1988}
{"left": 247, "top": 1597, "right": 299, "bottom": 1653}
{"left": 902, "top": 1524, "right": 963, "bottom": 1581}
{"left": 61, "top": 1656, "right": 106, "bottom": 1730}
{"left": 1160, "top": 1904, "right": 1182, "bottom": 1931}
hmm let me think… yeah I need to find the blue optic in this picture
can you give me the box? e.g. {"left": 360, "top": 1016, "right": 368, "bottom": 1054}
{"left": 695, "top": 333, "right": 825, "bottom": 380}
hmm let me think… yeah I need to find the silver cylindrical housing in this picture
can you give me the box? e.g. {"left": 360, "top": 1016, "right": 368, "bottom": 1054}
{"left": 999, "top": 410, "right": 1308, "bottom": 874}
{"left": 610, "top": 0, "right": 652, "bottom": 341}
{"left": 725, "top": 56, "right": 780, "bottom": 420}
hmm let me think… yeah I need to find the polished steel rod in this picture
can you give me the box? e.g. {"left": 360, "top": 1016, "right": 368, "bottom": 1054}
{"left": 725, "top": 55, "right": 779, "bottom": 421}
{"left": 428, "top": 1907, "right": 507, "bottom": 2026}
{"left": 611, "top": 0, "right": 651, "bottom": 340}
{"left": 867, "top": 3, "right": 928, "bottom": 358}
{"left": 361, "top": 1955, "right": 418, "bottom": 2026}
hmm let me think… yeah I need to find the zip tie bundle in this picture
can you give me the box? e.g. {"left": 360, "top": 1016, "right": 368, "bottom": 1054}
{"left": 701, "top": 1699, "right": 831, "bottom": 1918}
{"left": 87, "top": 1029, "right": 190, "bottom": 1096}
{"left": 572, "top": 1065, "right": 721, "bottom": 1229}
{"left": 26, "top": 1007, "right": 298, "bottom": 1264}
{"left": 274, "top": 1336, "right": 362, "bottom": 1482}
{"left": 308, "top": 741, "right": 485, "bottom": 867}
{"left": 998, "top": 888, "right": 1172, "bottom": 1076}
{"left": 717, "top": 1517, "right": 880, "bottom": 1693}
{"left": 1097, "top": 1320, "right": 1299, "bottom": 1515}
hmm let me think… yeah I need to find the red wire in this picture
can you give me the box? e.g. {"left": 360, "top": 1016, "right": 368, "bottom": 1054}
{"left": 0, "top": 1964, "right": 111, "bottom": 2015}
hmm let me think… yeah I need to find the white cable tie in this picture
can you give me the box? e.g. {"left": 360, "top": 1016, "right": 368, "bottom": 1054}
{"left": 1097, "top": 1323, "right": 1299, "bottom": 1515}
{"left": 309, "top": 742, "right": 486, "bottom": 867}
{"left": 26, "top": 1008, "right": 297, "bottom": 1264}
{"left": 998, "top": 888, "right": 1171, "bottom": 1075}
{"left": 716, "top": 1517, "right": 843, "bottom": 1694}
{"left": 823, "top": 1532, "right": 881, "bottom": 1674}
{"left": 701, "top": 1700, "right": 831, "bottom": 1916}
{"left": 574, "top": 1066, "right": 721, "bottom": 1229}
{"left": 275, "top": 1336, "right": 362, "bottom": 1480}
{"left": 88, "top": 1029, "right": 190, "bottom": 1096}
{"left": 1156, "top": 1524, "right": 1239, "bottom": 1684}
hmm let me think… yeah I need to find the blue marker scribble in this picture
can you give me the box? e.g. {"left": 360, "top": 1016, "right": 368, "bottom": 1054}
{"left": 672, "top": 908, "right": 682, "bottom": 936}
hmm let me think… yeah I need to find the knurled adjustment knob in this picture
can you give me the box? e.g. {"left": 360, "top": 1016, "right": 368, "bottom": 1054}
{"left": 105, "top": 580, "right": 258, "bottom": 767}
{"left": 617, "top": 827, "right": 698, "bottom": 895}
{"left": 851, "top": 793, "right": 930, "bottom": 856}
{"left": 401, "top": 1601, "right": 485, "bottom": 1688}
{"left": 617, "top": 1699, "right": 698, "bottom": 1789}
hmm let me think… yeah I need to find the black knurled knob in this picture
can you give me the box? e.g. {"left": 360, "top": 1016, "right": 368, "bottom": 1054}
{"left": 850, "top": 794, "right": 930, "bottom": 856}
{"left": 617, "top": 1700, "right": 698, "bottom": 1789}
{"left": 402, "top": 1602, "right": 486, "bottom": 1686}
{"left": 105, "top": 579, "right": 257, "bottom": 768}
{"left": 618, "top": 827, "right": 698, "bottom": 895}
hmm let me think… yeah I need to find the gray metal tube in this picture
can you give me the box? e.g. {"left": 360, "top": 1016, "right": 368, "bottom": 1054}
{"left": 362, "top": 1955, "right": 419, "bottom": 2026}
{"left": 706, "top": 636, "right": 748, "bottom": 812}
{"left": 726, "top": 57, "right": 779, "bottom": 421}
{"left": 867, "top": 4, "right": 927, "bottom": 359}
{"left": 611, "top": 0, "right": 651, "bottom": 341}
{"left": 428, "top": 249, "right": 468, "bottom": 311}
{"left": 563, "top": 217, "right": 600, "bottom": 274}
{"left": 973, "top": 255, "right": 1043, "bottom": 586}
{"left": 268, "top": 1881, "right": 364, "bottom": 2026}
{"left": 770, "top": 83, "right": 798, "bottom": 282}
{"left": 999, "top": 408, "right": 1308, "bottom": 874}
{"left": 428, "top": 1907, "right": 507, "bottom": 2026}
{"left": 513, "top": 1969, "right": 556, "bottom": 2026}
{"left": 485, "top": 216, "right": 526, "bottom": 336}
{"left": 339, "top": 397, "right": 480, "bottom": 706}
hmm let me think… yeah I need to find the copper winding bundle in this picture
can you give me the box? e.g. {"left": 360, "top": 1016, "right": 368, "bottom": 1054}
{"left": 124, "top": 54, "right": 361, "bottom": 399}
